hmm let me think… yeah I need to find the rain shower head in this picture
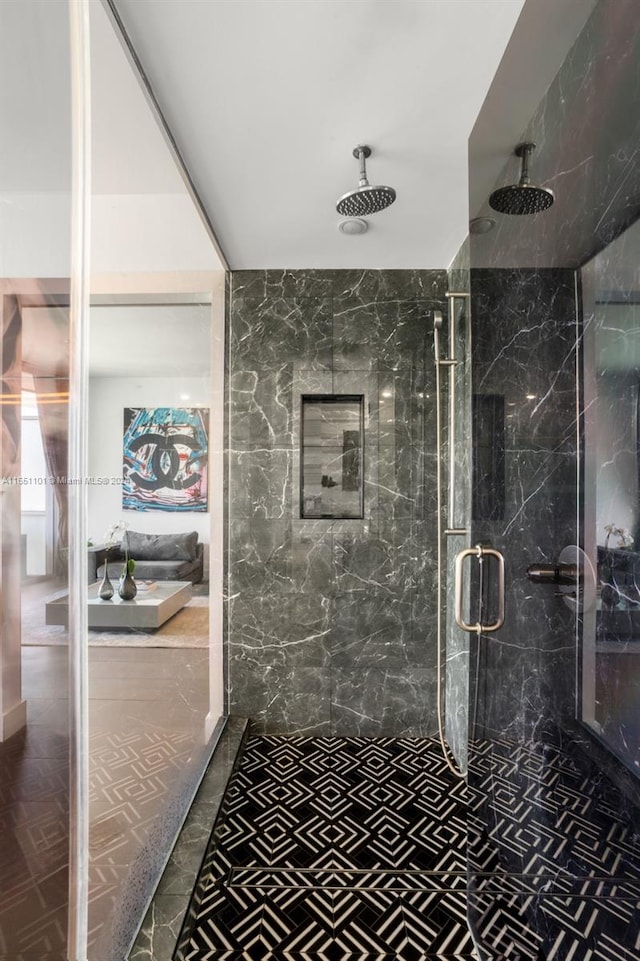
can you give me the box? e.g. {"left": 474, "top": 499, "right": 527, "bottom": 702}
{"left": 489, "top": 142, "right": 554, "bottom": 215}
{"left": 336, "top": 145, "right": 396, "bottom": 217}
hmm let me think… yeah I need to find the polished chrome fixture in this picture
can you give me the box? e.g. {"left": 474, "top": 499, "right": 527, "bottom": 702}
{"left": 527, "top": 545, "right": 596, "bottom": 613}
{"left": 436, "top": 293, "right": 470, "bottom": 538}
{"left": 336, "top": 145, "right": 396, "bottom": 217}
{"left": 455, "top": 545, "right": 505, "bottom": 634}
{"left": 433, "top": 299, "right": 469, "bottom": 781}
{"left": 489, "top": 142, "right": 554, "bottom": 215}
{"left": 526, "top": 562, "right": 580, "bottom": 585}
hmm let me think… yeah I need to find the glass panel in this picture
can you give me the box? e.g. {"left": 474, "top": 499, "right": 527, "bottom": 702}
{"left": 86, "top": 4, "right": 226, "bottom": 957}
{"left": 443, "top": 280, "right": 472, "bottom": 775}
{"left": 581, "top": 215, "right": 640, "bottom": 775}
{"left": 0, "top": 1, "right": 72, "bottom": 957}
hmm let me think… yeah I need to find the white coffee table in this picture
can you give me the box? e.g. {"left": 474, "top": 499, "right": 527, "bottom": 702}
{"left": 45, "top": 580, "right": 193, "bottom": 631}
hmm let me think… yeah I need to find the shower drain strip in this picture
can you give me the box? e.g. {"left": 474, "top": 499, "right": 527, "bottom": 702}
{"left": 228, "top": 866, "right": 467, "bottom": 892}
{"left": 227, "top": 866, "right": 640, "bottom": 898}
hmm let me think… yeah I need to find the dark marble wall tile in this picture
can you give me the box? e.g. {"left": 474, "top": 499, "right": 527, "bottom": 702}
{"left": 229, "top": 366, "right": 293, "bottom": 449}
{"left": 265, "top": 269, "right": 334, "bottom": 299}
{"left": 331, "top": 667, "right": 437, "bottom": 736}
{"left": 227, "top": 270, "right": 446, "bottom": 735}
{"left": 230, "top": 295, "right": 333, "bottom": 369}
{"left": 470, "top": 267, "right": 578, "bottom": 741}
{"left": 332, "top": 530, "right": 394, "bottom": 592}
{"left": 333, "top": 299, "right": 437, "bottom": 371}
{"left": 230, "top": 270, "right": 267, "bottom": 298}
{"left": 291, "top": 529, "right": 334, "bottom": 594}
{"left": 228, "top": 593, "right": 331, "bottom": 669}
{"left": 228, "top": 450, "right": 292, "bottom": 519}
{"left": 228, "top": 517, "right": 292, "bottom": 594}
{"left": 330, "top": 589, "right": 434, "bottom": 670}
{"left": 470, "top": 0, "right": 640, "bottom": 273}
{"left": 231, "top": 665, "right": 332, "bottom": 736}
{"left": 331, "top": 269, "right": 447, "bottom": 302}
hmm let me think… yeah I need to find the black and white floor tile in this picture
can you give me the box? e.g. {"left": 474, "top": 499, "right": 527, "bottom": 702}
{"left": 468, "top": 737, "right": 640, "bottom": 961}
{"left": 177, "top": 734, "right": 640, "bottom": 961}
{"left": 177, "top": 735, "right": 476, "bottom": 960}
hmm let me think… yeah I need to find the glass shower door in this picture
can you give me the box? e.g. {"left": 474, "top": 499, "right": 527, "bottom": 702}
{"left": 443, "top": 288, "right": 473, "bottom": 775}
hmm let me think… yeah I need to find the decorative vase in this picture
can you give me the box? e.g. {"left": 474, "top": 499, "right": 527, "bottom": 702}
{"left": 118, "top": 570, "right": 137, "bottom": 601}
{"left": 98, "top": 566, "right": 114, "bottom": 600}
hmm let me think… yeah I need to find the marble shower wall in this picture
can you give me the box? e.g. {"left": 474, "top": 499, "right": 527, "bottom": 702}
{"left": 226, "top": 269, "right": 447, "bottom": 735}
{"left": 468, "top": 267, "right": 578, "bottom": 744}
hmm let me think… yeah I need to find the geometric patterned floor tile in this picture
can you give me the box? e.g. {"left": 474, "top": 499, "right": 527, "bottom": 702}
{"left": 177, "top": 734, "right": 640, "bottom": 961}
{"left": 468, "top": 736, "right": 640, "bottom": 961}
{"left": 177, "top": 735, "right": 477, "bottom": 960}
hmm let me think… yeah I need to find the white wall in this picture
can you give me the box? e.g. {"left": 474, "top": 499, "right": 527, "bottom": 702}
{"left": 21, "top": 514, "right": 46, "bottom": 576}
{"left": 88, "top": 375, "right": 213, "bottom": 551}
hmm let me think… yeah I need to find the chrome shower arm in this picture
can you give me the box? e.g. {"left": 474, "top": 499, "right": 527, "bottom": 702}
{"left": 355, "top": 145, "right": 371, "bottom": 186}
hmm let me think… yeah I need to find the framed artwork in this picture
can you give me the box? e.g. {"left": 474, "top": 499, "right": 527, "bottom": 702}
{"left": 123, "top": 407, "right": 209, "bottom": 512}
{"left": 300, "top": 394, "right": 364, "bottom": 519}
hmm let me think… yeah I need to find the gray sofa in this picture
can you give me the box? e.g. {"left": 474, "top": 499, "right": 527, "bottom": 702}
{"left": 93, "top": 530, "right": 204, "bottom": 585}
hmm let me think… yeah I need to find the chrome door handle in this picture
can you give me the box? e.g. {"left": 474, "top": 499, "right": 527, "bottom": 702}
{"left": 454, "top": 544, "right": 505, "bottom": 634}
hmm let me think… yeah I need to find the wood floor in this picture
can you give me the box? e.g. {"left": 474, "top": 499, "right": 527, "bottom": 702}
{"left": 0, "top": 578, "right": 211, "bottom": 961}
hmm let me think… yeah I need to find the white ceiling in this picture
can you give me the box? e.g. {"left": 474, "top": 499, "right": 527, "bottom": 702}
{"left": 0, "top": 0, "right": 222, "bottom": 277}
{"left": 110, "top": 0, "right": 529, "bottom": 270}
{"left": 1, "top": 1, "right": 599, "bottom": 276}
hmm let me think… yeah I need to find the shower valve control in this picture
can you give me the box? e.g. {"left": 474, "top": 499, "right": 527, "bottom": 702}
{"left": 526, "top": 563, "right": 580, "bottom": 586}
{"left": 527, "top": 547, "right": 596, "bottom": 614}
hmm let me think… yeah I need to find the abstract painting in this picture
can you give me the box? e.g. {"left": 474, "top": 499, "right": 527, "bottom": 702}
{"left": 123, "top": 407, "right": 209, "bottom": 512}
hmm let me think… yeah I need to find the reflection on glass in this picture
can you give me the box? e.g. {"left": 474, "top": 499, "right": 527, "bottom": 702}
{"left": 582, "top": 215, "right": 640, "bottom": 775}
{"left": 300, "top": 395, "right": 364, "bottom": 519}
{"left": 88, "top": 3, "right": 226, "bottom": 957}
{"left": 0, "top": 1, "right": 72, "bottom": 957}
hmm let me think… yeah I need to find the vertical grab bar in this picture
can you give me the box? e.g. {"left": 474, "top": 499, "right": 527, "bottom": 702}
{"left": 442, "top": 291, "right": 469, "bottom": 536}
{"left": 433, "top": 309, "right": 464, "bottom": 779}
{"left": 455, "top": 544, "right": 505, "bottom": 634}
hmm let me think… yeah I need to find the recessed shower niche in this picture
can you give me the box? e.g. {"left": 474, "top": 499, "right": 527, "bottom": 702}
{"left": 300, "top": 394, "right": 364, "bottom": 519}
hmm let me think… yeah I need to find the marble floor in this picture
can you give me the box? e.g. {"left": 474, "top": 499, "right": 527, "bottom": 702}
{"left": 0, "top": 580, "right": 211, "bottom": 961}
